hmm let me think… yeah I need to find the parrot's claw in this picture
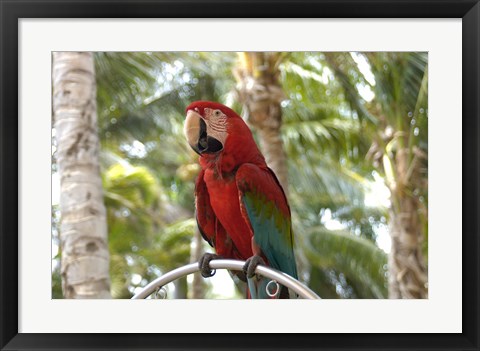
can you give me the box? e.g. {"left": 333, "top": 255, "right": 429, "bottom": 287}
{"left": 243, "top": 255, "right": 266, "bottom": 279}
{"left": 199, "top": 253, "right": 221, "bottom": 278}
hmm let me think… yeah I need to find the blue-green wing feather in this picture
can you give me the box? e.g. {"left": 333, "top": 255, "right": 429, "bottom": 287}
{"left": 236, "top": 164, "right": 298, "bottom": 280}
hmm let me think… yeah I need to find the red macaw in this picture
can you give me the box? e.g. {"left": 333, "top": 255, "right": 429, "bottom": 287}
{"left": 184, "top": 101, "right": 297, "bottom": 299}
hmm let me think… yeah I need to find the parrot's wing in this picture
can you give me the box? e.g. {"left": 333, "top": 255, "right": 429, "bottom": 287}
{"left": 195, "top": 169, "right": 216, "bottom": 247}
{"left": 236, "top": 164, "right": 298, "bottom": 279}
{"left": 195, "top": 169, "right": 240, "bottom": 259}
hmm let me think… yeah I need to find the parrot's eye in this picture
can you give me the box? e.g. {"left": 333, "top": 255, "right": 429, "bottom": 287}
{"left": 214, "top": 110, "right": 222, "bottom": 117}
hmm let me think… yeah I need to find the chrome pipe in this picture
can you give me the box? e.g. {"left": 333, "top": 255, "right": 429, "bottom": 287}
{"left": 131, "top": 259, "right": 320, "bottom": 299}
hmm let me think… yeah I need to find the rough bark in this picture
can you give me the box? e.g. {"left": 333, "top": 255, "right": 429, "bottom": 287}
{"left": 234, "top": 52, "right": 289, "bottom": 192}
{"left": 388, "top": 148, "right": 428, "bottom": 299}
{"left": 53, "top": 52, "right": 111, "bottom": 298}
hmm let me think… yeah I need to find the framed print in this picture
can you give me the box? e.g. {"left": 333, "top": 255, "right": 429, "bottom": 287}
{"left": 1, "top": 0, "right": 479, "bottom": 350}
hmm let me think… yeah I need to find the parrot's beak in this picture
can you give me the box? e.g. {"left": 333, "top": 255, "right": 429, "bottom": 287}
{"left": 184, "top": 109, "right": 223, "bottom": 155}
{"left": 184, "top": 109, "right": 204, "bottom": 155}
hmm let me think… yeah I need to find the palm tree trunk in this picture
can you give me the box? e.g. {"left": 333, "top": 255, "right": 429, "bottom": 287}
{"left": 53, "top": 52, "right": 111, "bottom": 298}
{"left": 388, "top": 148, "right": 428, "bottom": 298}
{"left": 234, "top": 52, "right": 289, "bottom": 191}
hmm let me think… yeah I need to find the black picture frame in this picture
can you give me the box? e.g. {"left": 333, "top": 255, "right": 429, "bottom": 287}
{"left": 1, "top": 1, "right": 479, "bottom": 350}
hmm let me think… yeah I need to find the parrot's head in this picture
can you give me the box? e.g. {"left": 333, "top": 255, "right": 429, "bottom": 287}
{"left": 184, "top": 101, "right": 241, "bottom": 156}
{"left": 184, "top": 101, "right": 265, "bottom": 170}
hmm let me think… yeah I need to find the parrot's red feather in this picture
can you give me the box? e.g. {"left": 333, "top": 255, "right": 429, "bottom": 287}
{"left": 195, "top": 169, "right": 243, "bottom": 259}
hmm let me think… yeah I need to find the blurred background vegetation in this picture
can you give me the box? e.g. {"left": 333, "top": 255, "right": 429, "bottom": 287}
{"left": 52, "top": 52, "right": 428, "bottom": 299}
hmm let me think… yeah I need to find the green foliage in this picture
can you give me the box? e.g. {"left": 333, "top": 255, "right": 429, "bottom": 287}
{"left": 102, "top": 160, "right": 196, "bottom": 298}
{"left": 139, "top": 219, "right": 195, "bottom": 271}
{"left": 303, "top": 227, "right": 388, "bottom": 298}
{"left": 333, "top": 205, "right": 388, "bottom": 242}
{"left": 282, "top": 52, "right": 372, "bottom": 164}
{"left": 51, "top": 205, "right": 63, "bottom": 298}
{"left": 104, "top": 163, "right": 159, "bottom": 209}
{"left": 51, "top": 269, "right": 63, "bottom": 299}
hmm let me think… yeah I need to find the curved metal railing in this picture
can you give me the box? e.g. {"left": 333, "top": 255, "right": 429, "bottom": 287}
{"left": 131, "top": 259, "right": 320, "bottom": 299}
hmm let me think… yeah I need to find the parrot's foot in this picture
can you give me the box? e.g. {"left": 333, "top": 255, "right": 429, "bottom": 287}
{"left": 243, "top": 255, "right": 266, "bottom": 279}
{"left": 199, "top": 253, "right": 221, "bottom": 278}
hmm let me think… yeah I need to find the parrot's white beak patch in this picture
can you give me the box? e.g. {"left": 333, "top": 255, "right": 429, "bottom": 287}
{"left": 184, "top": 109, "right": 203, "bottom": 146}
{"left": 184, "top": 109, "right": 223, "bottom": 155}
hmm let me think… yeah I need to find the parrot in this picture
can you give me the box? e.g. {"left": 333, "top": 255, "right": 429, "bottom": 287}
{"left": 183, "top": 100, "right": 297, "bottom": 299}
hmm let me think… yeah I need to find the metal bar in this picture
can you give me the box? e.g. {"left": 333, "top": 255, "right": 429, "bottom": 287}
{"left": 131, "top": 259, "right": 320, "bottom": 299}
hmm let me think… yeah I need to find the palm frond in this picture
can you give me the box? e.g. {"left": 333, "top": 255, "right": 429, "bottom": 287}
{"left": 303, "top": 227, "right": 388, "bottom": 298}
{"left": 323, "top": 53, "right": 378, "bottom": 124}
